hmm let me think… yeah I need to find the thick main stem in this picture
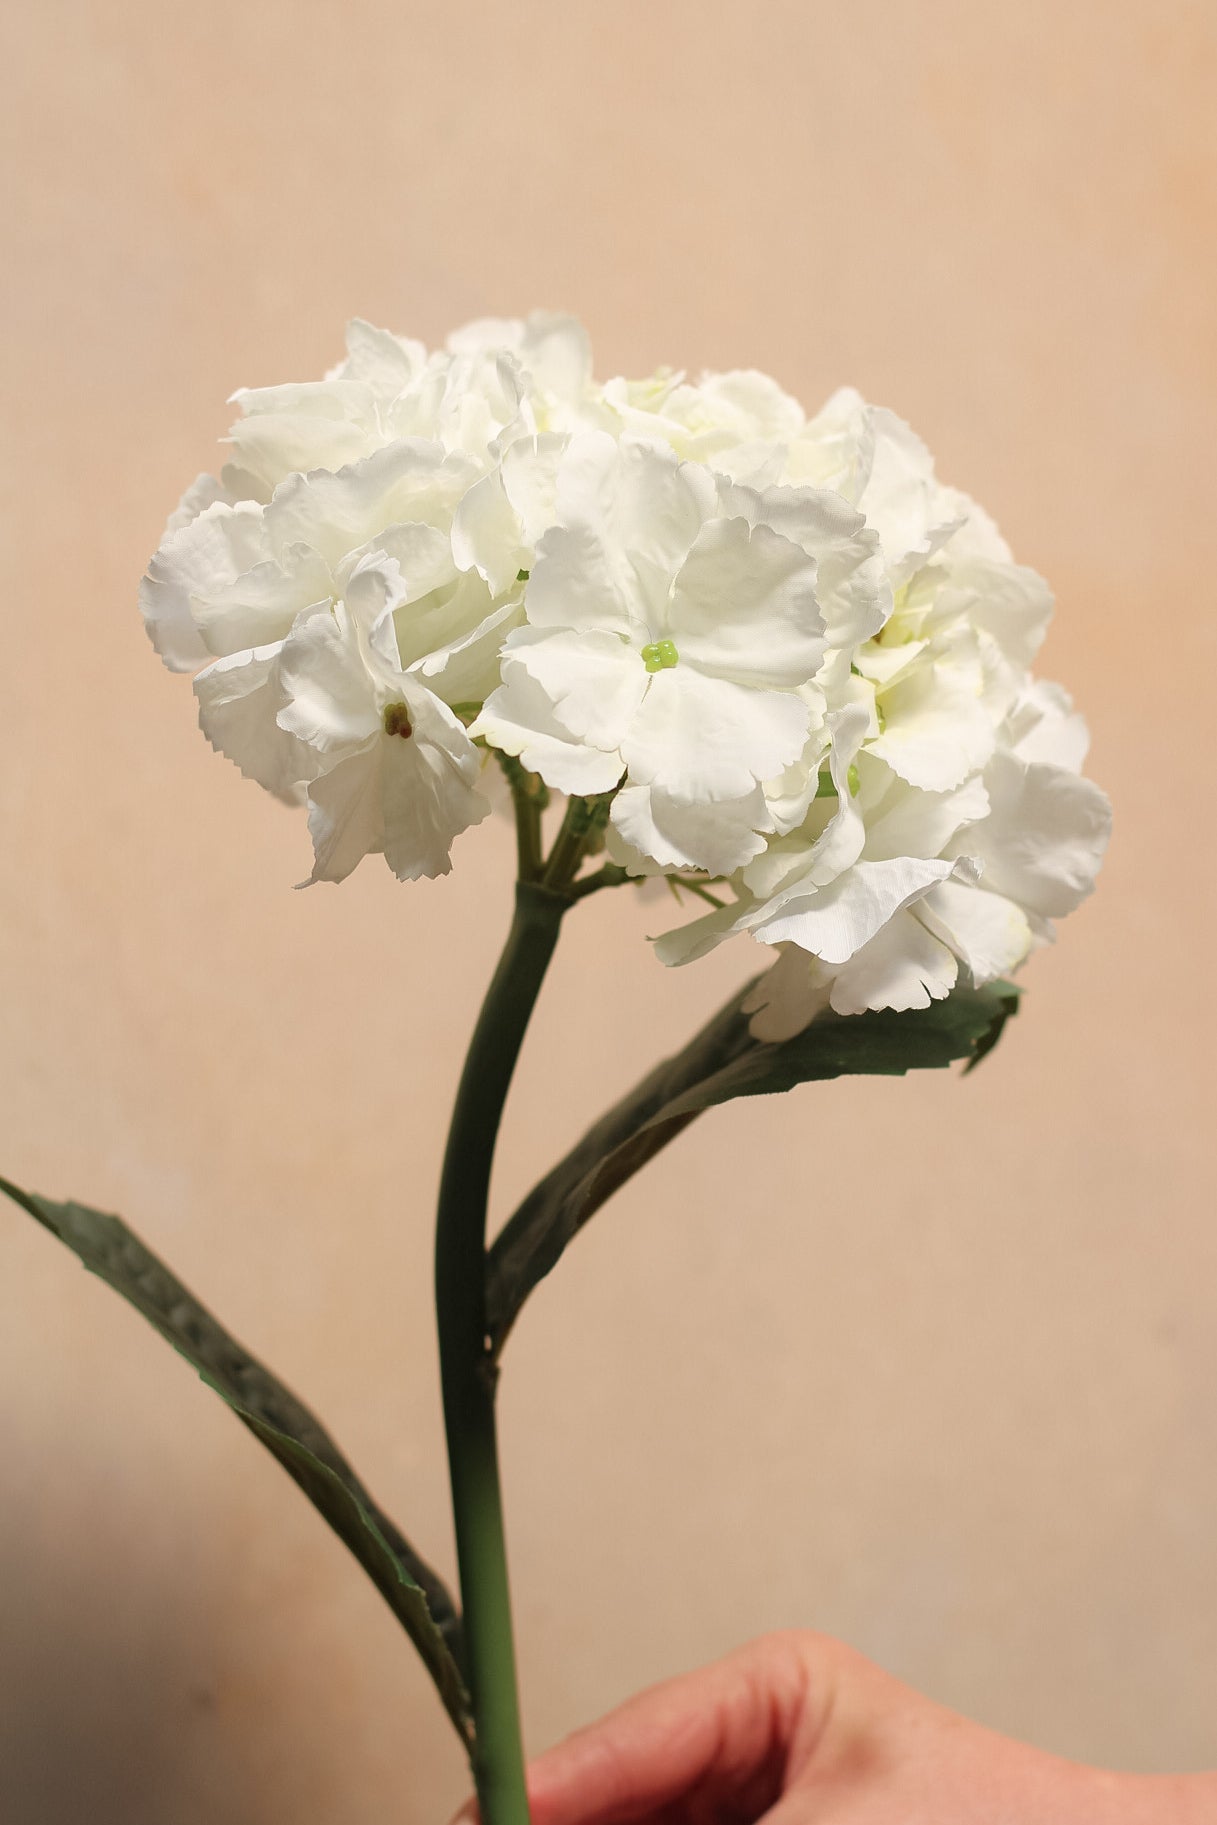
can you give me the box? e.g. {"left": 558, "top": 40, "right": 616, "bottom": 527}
{"left": 435, "top": 880, "right": 571, "bottom": 1823}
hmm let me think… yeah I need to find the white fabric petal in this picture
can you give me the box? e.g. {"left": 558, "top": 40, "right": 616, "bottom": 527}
{"left": 535, "top": 433, "right": 715, "bottom": 628}
{"left": 611, "top": 782, "right": 769, "bottom": 875}
{"left": 228, "top": 413, "right": 376, "bottom": 500}
{"left": 826, "top": 908, "right": 959, "bottom": 1014}
{"left": 304, "top": 745, "right": 384, "bottom": 884}
{"left": 858, "top": 407, "right": 960, "bottom": 583}
{"left": 623, "top": 667, "right": 810, "bottom": 803}
{"left": 526, "top": 522, "right": 641, "bottom": 637}
{"left": 338, "top": 319, "right": 426, "bottom": 392}
{"left": 470, "top": 662, "right": 626, "bottom": 795}
{"left": 140, "top": 501, "right": 267, "bottom": 672}
{"left": 651, "top": 899, "right": 744, "bottom": 967}
{"left": 871, "top": 657, "right": 995, "bottom": 791}
{"left": 746, "top": 702, "right": 870, "bottom": 897}
{"left": 858, "top": 764, "right": 990, "bottom": 862}
{"left": 452, "top": 469, "right": 528, "bottom": 596}
{"left": 746, "top": 855, "right": 973, "bottom": 963}
{"left": 276, "top": 605, "right": 381, "bottom": 753}
{"left": 358, "top": 522, "right": 457, "bottom": 604}
{"left": 666, "top": 518, "right": 825, "bottom": 688}
{"left": 379, "top": 710, "right": 490, "bottom": 882}
{"left": 740, "top": 946, "right": 834, "bottom": 1040}
{"left": 415, "top": 594, "right": 524, "bottom": 705}
{"left": 194, "top": 644, "right": 314, "bottom": 805}
{"left": 518, "top": 312, "right": 593, "bottom": 408}
{"left": 507, "top": 625, "right": 649, "bottom": 751}
{"left": 393, "top": 569, "right": 501, "bottom": 676}
{"left": 192, "top": 547, "right": 334, "bottom": 657}
{"left": 794, "top": 386, "right": 875, "bottom": 503}
{"left": 264, "top": 442, "right": 474, "bottom": 569}
{"left": 935, "top": 558, "right": 1053, "bottom": 673}
{"left": 1004, "top": 679, "right": 1091, "bottom": 772}
{"left": 166, "top": 472, "right": 236, "bottom": 535}
{"left": 951, "top": 753, "right": 1111, "bottom": 920}
{"left": 916, "top": 879, "right": 1033, "bottom": 982}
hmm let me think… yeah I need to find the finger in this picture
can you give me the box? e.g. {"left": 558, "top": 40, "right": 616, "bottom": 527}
{"left": 527, "top": 1634, "right": 813, "bottom": 1825}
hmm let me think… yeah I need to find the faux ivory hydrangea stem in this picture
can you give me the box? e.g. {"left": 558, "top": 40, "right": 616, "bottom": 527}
{"left": 435, "top": 872, "right": 575, "bottom": 1823}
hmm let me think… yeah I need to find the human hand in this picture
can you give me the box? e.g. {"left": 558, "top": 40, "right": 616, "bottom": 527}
{"left": 501, "top": 1631, "right": 1214, "bottom": 1824}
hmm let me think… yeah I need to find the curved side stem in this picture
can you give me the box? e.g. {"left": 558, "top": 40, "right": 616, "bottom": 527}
{"left": 435, "top": 880, "right": 572, "bottom": 1823}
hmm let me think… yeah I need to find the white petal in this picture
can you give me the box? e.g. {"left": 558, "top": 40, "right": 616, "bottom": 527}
{"left": 339, "top": 319, "right": 426, "bottom": 393}
{"left": 826, "top": 909, "right": 959, "bottom": 1013}
{"left": 951, "top": 752, "right": 1111, "bottom": 920}
{"left": 501, "top": 434, "right": 567, "bottom": 541}
{"left": 611, "top": 782, "right": 769, "bottom": 875}
{"left": 933, "top": 558, "right": 1052, "bottom": 672}
{"left": 304, "top": 745, "right": 384, "bottom": 884}
{"left": 229, "top": 410, "right": 376, "bottom": 498}
{"left": 859, "top": 406, "right": 960, "bottom": 583}
{"left": 859, "top": 762, "right": 990, "bottom": 861}
{"left": 166, "top": 472, "right": 235, "bottom": 534}
{"left": 623, "top": 667, "right": 810, "bottom": 802}
{"left": 446, "top": 315, "right": 524, "bottom": 354}
{"left": 1004, "top": 679, "right": 1091, "bottom": 772}
{"left": 745, "top": 702, "right": 870, "bottom": 897}
{"left": 471, "top": 662, "right": 626, "bottom": 795}
{"left": 357, "top": 522, "right": 457, "bottom": 604}
{"left": 506, "top": 624, "right": 648, "bottom": 750}
{"left": 716, "top": 475, "right": 866, "bottom": 553}
{"left": 916, "top": 878, "right": 1032, "bottom": 982}
{"left": 871, "top": 657, "right": 995, "bottom": 791}
{"left": 276, "top": 605, "right": 380, "bottom": 753}
{"left": 532, "top": 433, "right": 715, "bottom": 628}
{"left": 140, "top": 501, "right": 267, "bottom": 672}
{"left": 380, "top": 713, "right": 490, "bottom": 882}
{"left": 747, "top": 855, "right": 971, "bottom": 963}
{"left": 386, "top": 567, "right": 497, "bottom": 677}
{"left": 193, "top": 546, "right": 334, "bottom": 657}
{"left": 651, "top": 900, "right": 743, "bottom": 967}
{"left": 194, "top": 645, "right": 313, "bottom": 804}
{"left": 415, "top": 594, "right": 524, "bottom": 705}
{"left": 795, "top": 386, "right": 875, "bottom": 502}
{"left": 519, "top": 312, "right": 593, "bottom": 406}
{"left": 452, "top": 468, "right": 529, "bottom": 596}
{"left": 667, "top": 518, "right": 825, "bottom": 688}
{"left": 695, "top": 369, "right": 805, "bottom": 441}
{"left": 741, "top": 945, "right": 834, "bottom": 1040}
{"left": 527, "top": 522, "right": 641, "bottom": 637}
{"left": 263, "top": 441, "right": 474, "bottom": 569}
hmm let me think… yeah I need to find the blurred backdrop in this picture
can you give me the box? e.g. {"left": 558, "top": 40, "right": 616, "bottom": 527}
{"left": 2, "top": 3, "right": 1215, "bottom": 1819}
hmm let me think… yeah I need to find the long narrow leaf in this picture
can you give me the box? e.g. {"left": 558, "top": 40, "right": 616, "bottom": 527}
{"left": 1, "top": 1178, "right": 473, "bottom": 1750}
{"left": 486, "top": 980, "right": 1019, "bottom": 1356}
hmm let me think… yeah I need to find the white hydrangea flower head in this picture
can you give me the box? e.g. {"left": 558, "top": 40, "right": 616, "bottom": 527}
{"left": 141, "top": 309, "right": 1108, "bottom": 988}
{"left": 470, "top": 431, "right": 886, "bottom": 876}
{"left": 651, "top": 400, "right": 1111, "bottom": 1031}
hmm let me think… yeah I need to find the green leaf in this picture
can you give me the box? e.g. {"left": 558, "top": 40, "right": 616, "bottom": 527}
{"left": 0, "top": 1177, "right": 474, "bottom": 1750}
{"left": 486, "top": 979, "right": 1019, "bottom": 1357}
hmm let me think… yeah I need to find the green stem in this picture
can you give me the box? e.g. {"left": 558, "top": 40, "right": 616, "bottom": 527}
{"left": 543, "top": 794, "right": 610, "bottom": 891}
{"left": 493, "top": 753, "right": 547, "bottom": 882}
{"left": 435, "top": 879, "right": 572, "bottom": 1823}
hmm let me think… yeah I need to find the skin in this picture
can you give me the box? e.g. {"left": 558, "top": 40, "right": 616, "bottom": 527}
{"left": 454, "top": 1632, "right": 1217, "bottom": 1825}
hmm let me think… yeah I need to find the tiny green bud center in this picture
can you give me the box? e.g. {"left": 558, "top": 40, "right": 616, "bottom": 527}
{"left": 383, "top": 702, "right": 413, "bottom": 739}
{"left": 641, "top": 638, "right": 679, "bottom": 673}
{"left": 814, "top": 762, "right": 861, "bottom": 800}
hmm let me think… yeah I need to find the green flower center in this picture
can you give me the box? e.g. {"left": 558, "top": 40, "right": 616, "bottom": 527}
{"left": 814, "top": 762, "right": 861, "bottom": 800}
{"left": 382, "top": 702, "right": 414, "bottom": 739}
{"left": 641, "top": 639, "right": 679, "bottom": 673}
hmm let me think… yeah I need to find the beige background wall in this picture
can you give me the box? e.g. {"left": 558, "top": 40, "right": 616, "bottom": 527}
{"left": 2, "top": 3, "right": 1215, "bottom": 1818}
